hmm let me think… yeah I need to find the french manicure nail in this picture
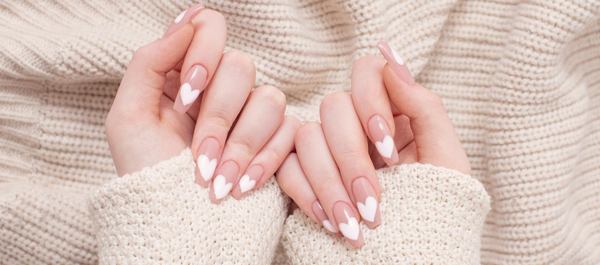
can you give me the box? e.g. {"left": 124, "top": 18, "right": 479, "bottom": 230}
{"left": 211, "top": 160, "right": 239, "bottom": 202}
{"left": 312, "top": 201, "right": 338, "bottom": 234}
{"left": 196, "top": 137, "right": 220, "bottom": 186}
{"left": 173, "top": 64, "right": 208, "bottom": 113}
{"left": 377, "top": 40, "right": 414, "bottom": 85}
{"left": 368, "top": 115, "right": 399, "bottom": 165}
{"left": 333, "top": 201, "right": 364, "bottom": 248}
{"left": 164, "top": 3, "right": 204, "bottom": 36}
{"left": 352, "top": 177, "right": 381, "bottom": 228}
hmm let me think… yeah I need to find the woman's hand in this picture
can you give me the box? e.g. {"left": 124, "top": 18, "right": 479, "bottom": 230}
{"left": 106, "top": 5, "right": 298, "bottom": 203}
{"left": 275, "top": 41, "right": 470, "bottom": 248}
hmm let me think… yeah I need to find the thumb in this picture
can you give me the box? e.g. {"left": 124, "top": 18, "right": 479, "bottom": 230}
{"left": 114, "top": 24, "right": 194, "bottom": 114}
{"left": 379, "top": 41, "right": 470, "bottom": 174}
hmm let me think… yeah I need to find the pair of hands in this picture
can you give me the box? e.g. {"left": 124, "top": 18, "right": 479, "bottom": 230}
{"left": 106, "top": 5, "right": 470, "bottom": 248}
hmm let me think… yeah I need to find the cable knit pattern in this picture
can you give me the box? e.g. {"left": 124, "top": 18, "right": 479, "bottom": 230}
{"left": 282, "top": 164, "right": 490, "bottom": 264}
{"left": 91, "top": 149, "right": 288, "bottom": 264}
{"left": 0, "top": 0, "right": 600, "bottom": 264}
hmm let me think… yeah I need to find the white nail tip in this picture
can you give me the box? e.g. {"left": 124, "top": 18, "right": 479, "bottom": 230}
{"left": 375, "top": 135, "right": 395, "bottom": 159}
{"left": 213, "top": 175, "right": 233, "bottom": 200}
{"left": 179, "top": 83, "right": 200, "bottom": 106}
{"left": 197, "top": 155, "right": 217, "bottom": 181}
{"left": 322, "top": 220, "right": 337, "bottom": 233}
{"left": 338, "top": 210, "right": 360, "bottom": 241}
{"left": 357, "top": 196, "right": 378, "bottom": 222}
{"left": 174, "top": 10, "right": 186, "bottom": 23}
{"left": 238, "top": 174, "right": 256, "bottom": 193}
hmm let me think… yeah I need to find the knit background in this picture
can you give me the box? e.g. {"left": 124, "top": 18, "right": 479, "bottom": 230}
{"left": 1, "top": 0, "right": 600, "bottom": 264}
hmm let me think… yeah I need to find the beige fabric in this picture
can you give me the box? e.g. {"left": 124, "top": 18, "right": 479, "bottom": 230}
{"left": 0, "top": 0, "right": 599, "bottom": 264}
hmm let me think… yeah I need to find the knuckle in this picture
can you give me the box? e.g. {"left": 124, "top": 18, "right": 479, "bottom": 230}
{"left": 221, "top": 50, "right": 256, "bottom": 76}
{"left": 255, "top": 86, "right": 286, "bottom": 108}
{"left": 262, "top": 148, "right": 283, "bottom": 166}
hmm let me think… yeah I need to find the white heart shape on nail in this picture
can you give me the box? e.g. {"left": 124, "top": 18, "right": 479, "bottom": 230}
{"left": 338, "top": 210, "right": 360, "bottom": 241}
{"left": 322, "top": 220, "right": 336, "bottom": 233}
{"left": 197, "top": 155, "right": 217, "bottom": 181}
{"left": 174, "top": 10, "right": 186, "bottom": 23}
{"left": 238, "top": 174, "right": 256, "bottom": 193}
{"left": 179, "top": 83, "right": 200, "bottom": 106}
{"left": 357, "top": 196, "right": 378, "bottom": 222}
{"left": 375, "top": 135, "right": 395, "bottom": 159}
{"left": 213, "top": 175, "right": 232, "bottom": 200}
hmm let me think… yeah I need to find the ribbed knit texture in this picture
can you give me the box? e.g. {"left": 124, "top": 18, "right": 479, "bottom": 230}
{"left": 1, "top": 0, "right": 599, "bottom": 264}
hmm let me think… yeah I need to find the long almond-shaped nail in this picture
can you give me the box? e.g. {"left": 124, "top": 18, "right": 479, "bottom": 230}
{"left": 352, "top": 177, "right": 381, "bottom": 228}
{"left": 196, "top": 137, "right": 220, "bottom": 187}
{"left": 312, "top": 201, "right": 337, "bottom": 234}
{"left": 368, "top": 115, "right": 399, "bottom": 165}
{"left": 164, "top": 3, "right": 204, "bottom": 37}
{"left": 377, "top": 40, "right": 414, "bottom": 85}
{"left": 211, "top": 160, "right": 239, "bottom": 203}
{"left": 173, "top": 64, "right": 208, "bottom": 113}
{"left": 230, "top": 164, "right": 263, "bottom": 199}
{"left": 333, "top": 201, "right": 364, "bottom": 248}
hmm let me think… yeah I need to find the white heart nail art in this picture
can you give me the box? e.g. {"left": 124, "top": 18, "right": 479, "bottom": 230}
{"left": 179, "top": 83, "right": 200, "bottom": 106}
{"left": 213, "top": 175, "right": 233, "bottom": 200}
{"left": 197, "top": 155, "right": 217, "bottom": 181}
{"left": 357, "top": 196, "right": 378, "bottom": 222}
{"left": 375, "top": 135, "right": 395, "bottom": 158}
{"left": 338, "top": 210, "right": 360, "bottom": 241}
{"left": 174, "top": 10, "right": 187, "bottom": 23}
{"left": 238, "top": 174, "right": 256, "bottom": 193}
{"left": 322, "top": 220, "right": 336, "bottom": 233}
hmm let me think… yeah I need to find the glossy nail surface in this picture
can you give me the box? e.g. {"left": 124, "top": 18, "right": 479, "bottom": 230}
{"left": 231, "top": 164, "right": 263, "bottom": 199}
{"left": 333, "top": 201, "right": 364, "bottom": 248}
{"left": 196, "top": 137, "right": 220, "bottom": 186}
{"left": 368, "top": 115, "right": 399, "bottom": 165}
{"left": 378, "top": 40, "right": 414, "bottom": 85}
{"left": 352, "top": 177, "right": 381, "bottom": 228}
{"left": 164, "top": 3, "right": 204, "bottom": 36}
{"left": 312, "top": 201, "right": 337, "bottom": 233}
{"left": 174, "top": 64, "right": 208, "bottom": 113}
{"left": 210, "top": 160, "right": 239, "bottom": 203}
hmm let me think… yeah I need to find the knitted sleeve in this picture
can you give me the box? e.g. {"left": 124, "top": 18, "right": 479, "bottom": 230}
{"left": 281, "top": 163, "right": 490, "bottom": 264}
{"left": 90, "top": 148, "right": 288, "bottom": 265}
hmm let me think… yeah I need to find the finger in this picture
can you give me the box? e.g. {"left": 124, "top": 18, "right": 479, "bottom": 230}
{"left": 275, "top": 153, "right": 338, "bottom": 234}
{"left": 209, "top": 86, "right": 286, "bottom": 203}
{"left": 173, "top": 9, "right": 227, "bottom": 114}
{"left": 320, "top": 92, "right": 381, "bottom": 229}
{"left": 295, "top": 123, "right": 364, "bottom": 248}
{"left": 231, "top": 115, "right": 301, "bottom": 199}
{"left": 114, "top": 25, "right": 194, "bottom": 114}
{"left": 192, "top": 51, "right": 254, "bottom": 188}
{"left": 350, "top": 55, "right": 400, "bottom": 166}
{"left": 163, "top": 4, "right": 204, "bottom": 37}
{"left": 379, "top": 40, "right": 470, "bottom": 174}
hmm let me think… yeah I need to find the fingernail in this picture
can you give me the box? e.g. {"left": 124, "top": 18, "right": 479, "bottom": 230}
{"left": 230, "top": 164, "right": 263, "bottom": 199}
{"left": 211, "top": 160, "right": 239, "bottom": 203}
{"left": 368, "top": 115, "right": 399, "bottom": 165}
{"left": 352, "top": 177, "right": 380, "bottom": 228}
{"left": 173, "top": 64, "right": 208, "bottom": 113}
{"left": 311, "top": 201, "right": 337, "bottom": 234}
{"left": 377, "top": 40, "right": 414, "bottom": 85}
{"left": 195, "top": 137, "right": 220, "bottom": 187}
{"left": 333, "top": 201, "right": 364, "bottom": 248}
{"left": 164, "top": 3, "right": 204, "bottom": 36}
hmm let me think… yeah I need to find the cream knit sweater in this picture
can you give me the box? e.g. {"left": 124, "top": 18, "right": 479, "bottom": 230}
{"left": 1, "top": 0, "right": 599, "bottom": 264}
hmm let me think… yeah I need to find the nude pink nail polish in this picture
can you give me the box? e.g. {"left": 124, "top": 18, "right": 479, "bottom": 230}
{"left": 164, "top": 3, "right": 204, "bottom": 37}
{"left": 173, "top": 64, "right": 208, "bottom": 113}
{"left": 368, "top": 114, "right": 399, "bottom": 165}
{"left": 378, "top": 40, "right": 414, "bottom": 85}
{"left": 230, "top": 164, "right": 263, "bottom": 199}
{"left": 332, "top": 201, "right": 364, "bottom": 248}
{"left": 195, "top": 137, "right": 220, "bottom": 187}
{"left": 352, "top": 177, "right": 381, "bottom": 228}
{"left": 312, "top": 201, "right": 337, "bottom": 234}
{"left": 210, "top": 160, "right": 239, "bottom": 203}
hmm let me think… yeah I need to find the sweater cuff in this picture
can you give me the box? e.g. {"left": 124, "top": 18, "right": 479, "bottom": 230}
{"left": 91, "top": 148, "right": 288, "bottom": 265}
{"left": 282, "top": 163, "right": 490, "bottom": 264}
